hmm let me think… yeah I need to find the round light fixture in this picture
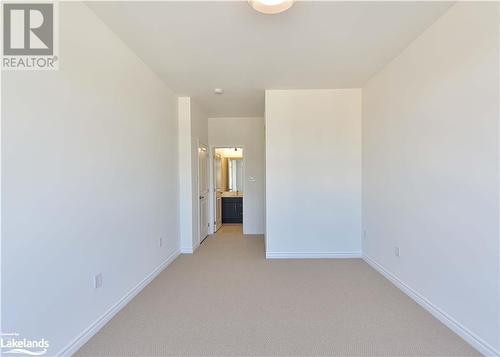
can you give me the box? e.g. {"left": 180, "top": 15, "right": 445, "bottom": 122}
{"left": 248, "top": 0, "right": 294, "bottom": 15}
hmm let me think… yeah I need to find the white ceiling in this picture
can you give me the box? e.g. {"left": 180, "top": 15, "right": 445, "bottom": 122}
{"left": 88, "top": 1, "right": 453, "bottom": 117}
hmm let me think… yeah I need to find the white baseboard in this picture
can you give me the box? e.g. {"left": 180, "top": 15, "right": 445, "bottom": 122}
{"left": 363, "top": 254, "right": 499, "bottom": 357}
{"left": 266, "top": 251, "right": 362, "bottom": 259}
{"left": 57, "top": 248, "right": 181, "bottom": 357}
{"left": 180, "top": 241, "right": 199, "bottom": 254}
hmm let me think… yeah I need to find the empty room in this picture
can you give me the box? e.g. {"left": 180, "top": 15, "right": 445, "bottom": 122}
{"left": 2, "top": 1, "right": 499, "bottom": 356}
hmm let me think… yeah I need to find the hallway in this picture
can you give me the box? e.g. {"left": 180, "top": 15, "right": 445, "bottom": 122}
{"left": 77, "top": 226, "right": 476, "bottom": 356}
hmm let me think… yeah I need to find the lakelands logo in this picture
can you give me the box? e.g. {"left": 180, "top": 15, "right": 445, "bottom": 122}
{"left": 1, "top": 333, "right": 50, "bottom": 355}
{"left": 2, "top": 2, "right": 59, "bottom": 70}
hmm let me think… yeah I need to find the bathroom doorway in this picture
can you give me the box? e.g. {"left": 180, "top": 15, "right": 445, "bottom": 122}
{"left": 212, "top": 147, "right": 244, "bottom": 233}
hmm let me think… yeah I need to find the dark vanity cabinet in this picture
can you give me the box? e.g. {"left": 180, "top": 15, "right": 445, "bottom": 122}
{"left": 222, "top": 197, "right": 243, "bottom": 223}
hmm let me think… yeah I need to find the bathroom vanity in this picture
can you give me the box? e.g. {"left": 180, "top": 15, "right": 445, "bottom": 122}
{"left": 222, "top": 193, "right": 243, "bottom": 223}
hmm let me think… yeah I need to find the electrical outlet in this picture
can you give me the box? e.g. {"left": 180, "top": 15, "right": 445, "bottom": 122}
{"left": 159, "top": 237, "right": 163, "bottom": 247}
{"left": 94, "top": 273, "right": 102, "bottom": 289}
{"left": 394, "top": 246, "right": 400, "bottom": 257}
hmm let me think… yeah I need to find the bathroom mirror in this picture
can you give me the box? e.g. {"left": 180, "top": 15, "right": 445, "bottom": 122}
{"left": 228, "top": 159, "right": 243, "bottom": 193}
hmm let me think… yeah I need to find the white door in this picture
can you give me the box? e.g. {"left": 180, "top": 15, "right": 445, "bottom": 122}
{"left": 214, "top": 153, "right": 223, "bottom": 232}
{"left": 215, "top": 197, "right": 222, "bottom": 231}
{"left": 199, "top": 144, "right": 209, "bottom": 243}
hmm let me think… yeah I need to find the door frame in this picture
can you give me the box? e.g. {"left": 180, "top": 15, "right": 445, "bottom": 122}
{"left": 209, "top": 145, "right": 245, "bottom": 235}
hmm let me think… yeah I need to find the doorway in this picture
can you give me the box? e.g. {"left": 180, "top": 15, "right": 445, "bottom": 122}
{"left": 212, "top": 147, "right": 244, "bottom": 233}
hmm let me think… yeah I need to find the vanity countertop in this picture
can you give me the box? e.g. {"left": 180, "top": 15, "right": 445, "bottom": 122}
{"left": 221, "top": 191, "right": 243, "bottom": 198}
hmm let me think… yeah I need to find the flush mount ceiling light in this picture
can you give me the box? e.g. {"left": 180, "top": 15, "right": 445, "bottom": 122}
{"left": 248, "top": 0, "right": 294, "bottom": 15}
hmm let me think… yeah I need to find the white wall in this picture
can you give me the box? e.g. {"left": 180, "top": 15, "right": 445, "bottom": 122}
{"left": 191, "top": 99, "right": 208, "bottom": 247}
{"left": 191, "top": 99, "right": 208, "bottom": 146}
{"left": 178, "top": 97, "right": 208, "bottom": 252}
{"left": 208, "top": 117, "right": 265, "bottom": 235}
{"left": 362, "top": 3, "right": 499, "bottom": 354}
{"left": 265, "top": 90, "right": 362, "bottom": 257}
{"left": 178, "top": 98, "right": 193, "bottom": 252}
{"left": 2, "top": 2, "right": 180, "bottom": 355}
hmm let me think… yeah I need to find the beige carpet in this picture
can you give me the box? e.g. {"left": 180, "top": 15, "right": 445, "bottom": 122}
{"left": 76, "top": 225, "right": 478, "bottom": 356}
